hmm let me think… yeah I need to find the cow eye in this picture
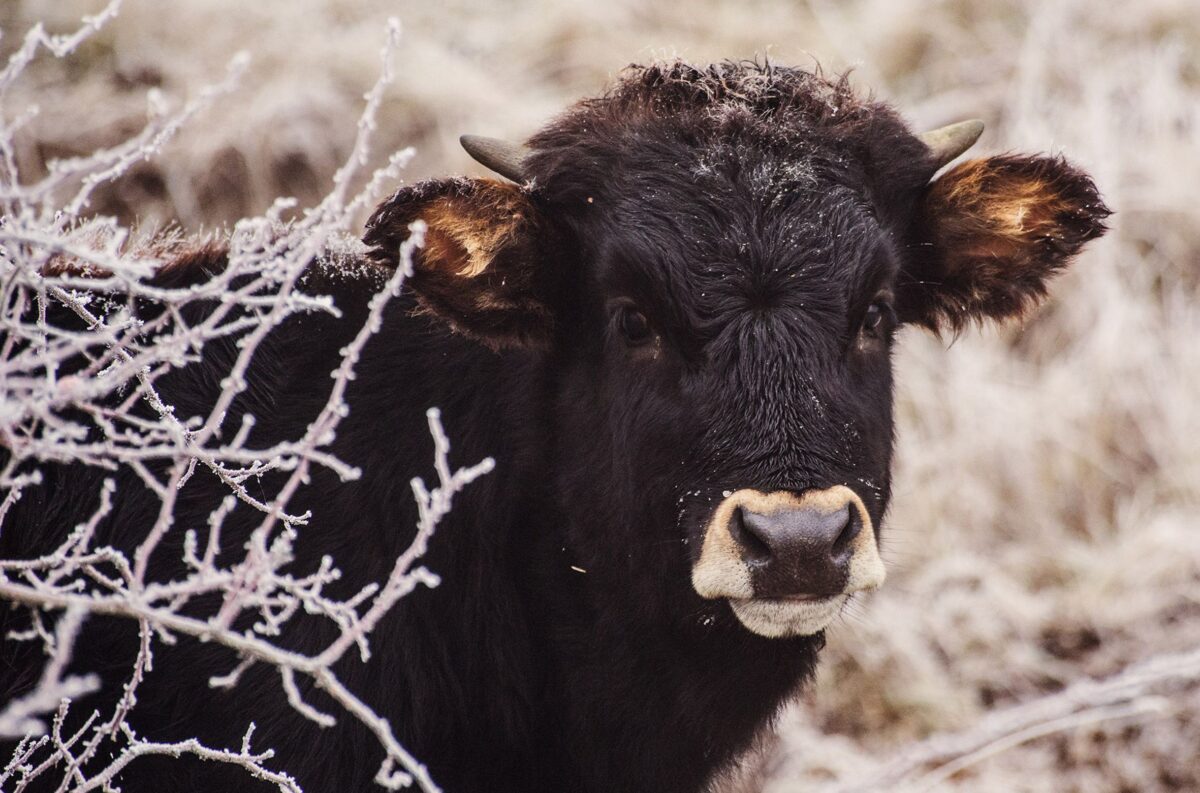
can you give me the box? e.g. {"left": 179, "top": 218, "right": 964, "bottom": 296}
{"left": 618, "top": 305, "right": 653, "bottom": 346}
{"left": 860, "top": 301, "right": 896, "bottom": 338}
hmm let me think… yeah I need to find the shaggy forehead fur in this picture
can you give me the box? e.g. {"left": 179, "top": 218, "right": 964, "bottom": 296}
{"left": 526, "top": 60, "right": 935, "bottom": 226}
{"left": 523, "top": 60, "right": 925, "bottom": 353}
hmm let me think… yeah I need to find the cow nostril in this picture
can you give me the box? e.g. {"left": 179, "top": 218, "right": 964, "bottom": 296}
{"left": 830, "top": 505, "right": 860, "bottom": 560}
{"left": 729, "top": 506, "right": 772, "bottom": 564}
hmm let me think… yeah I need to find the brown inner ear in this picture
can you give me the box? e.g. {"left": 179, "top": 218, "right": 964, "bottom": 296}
{"left": 422, "top": 196, "right": 527, "bottom": 279}
{"left": 902, "top": 154, "right": 1110, "bottom": 331}
{"left": 365, "top": 178, "right": 557, "bottom": 349}
{"left": 931, "top": 160, "right": 1075, "bottom": 262}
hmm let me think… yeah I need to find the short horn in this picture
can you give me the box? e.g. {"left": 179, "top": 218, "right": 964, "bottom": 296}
{"left": 918, "top": 119, "right": 985, "bottom": 171}
{"left": 460, "top": 135, "right": 530, "bottom": 183}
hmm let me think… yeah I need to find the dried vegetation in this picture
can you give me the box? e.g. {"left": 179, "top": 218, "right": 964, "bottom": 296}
{"left": 2, "top": 0, "right": 1197, "bottom": 790}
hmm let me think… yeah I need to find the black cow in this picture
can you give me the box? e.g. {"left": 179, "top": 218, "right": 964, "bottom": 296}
{"left": 0, "top": 61, "right": 1109, "bottom": 792}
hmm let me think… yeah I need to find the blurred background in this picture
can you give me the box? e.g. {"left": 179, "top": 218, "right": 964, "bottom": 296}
{"left": 3, "top": 0, "right": 1198, "bottom": 790}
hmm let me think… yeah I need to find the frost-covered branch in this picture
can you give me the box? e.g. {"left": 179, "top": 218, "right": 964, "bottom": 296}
{"left": 0, "top": 605, "right": 98, "bottom": 738}
{"left": 0, "top": 7, "right": 481, "bottom": 792}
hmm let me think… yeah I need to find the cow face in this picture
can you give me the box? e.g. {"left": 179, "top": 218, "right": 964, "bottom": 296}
{"left": 365, "top": 62, "right": 1109, "bottom": 639}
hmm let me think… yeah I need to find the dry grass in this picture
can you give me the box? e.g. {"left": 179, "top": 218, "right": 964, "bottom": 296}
{"left": 4, "top": 0, "right": 1198, "bottom": 790}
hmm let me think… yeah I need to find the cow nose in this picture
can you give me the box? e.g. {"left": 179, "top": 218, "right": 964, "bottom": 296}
{"left": 691, "top": 486, "right": 885, "bottom": 606}
{"left": 729, "top": 502, "right": 859, "bottom": 596}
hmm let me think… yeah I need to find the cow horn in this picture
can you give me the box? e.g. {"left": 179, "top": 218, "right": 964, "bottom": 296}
{"left": 918, "top": 119, "right": 985, "bottom": 171}
{"left": 460, "top": 135, "right": 530, "bottom": 183}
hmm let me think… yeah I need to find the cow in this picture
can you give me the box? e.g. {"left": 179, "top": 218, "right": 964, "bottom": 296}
{"left": 0, "top": 60, "right": 1109, "bottom": 793}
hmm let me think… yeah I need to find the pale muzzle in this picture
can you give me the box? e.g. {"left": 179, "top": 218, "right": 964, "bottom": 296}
{"left": 691, "top": 485, "right": 886, "bottom": 637}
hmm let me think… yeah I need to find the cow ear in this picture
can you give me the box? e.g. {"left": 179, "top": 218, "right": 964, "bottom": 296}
{"left": 363, "top": 178, "right": 556, "bottom": 348}
{"left": 897, "top": 155, "right": 1111, "bottom": 331}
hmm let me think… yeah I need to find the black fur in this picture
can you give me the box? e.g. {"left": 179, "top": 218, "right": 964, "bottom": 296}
{"left": 0, "top": 60, "right": 1108, "bottom": 792}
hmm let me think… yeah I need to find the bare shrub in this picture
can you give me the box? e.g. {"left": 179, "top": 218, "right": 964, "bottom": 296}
{"left": 0, "top": 7, "right": 491, "bottom": 790}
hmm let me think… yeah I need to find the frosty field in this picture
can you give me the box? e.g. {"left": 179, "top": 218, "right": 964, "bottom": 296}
{"left": 2, "top": 0, "right": 1198, "bottom": 790}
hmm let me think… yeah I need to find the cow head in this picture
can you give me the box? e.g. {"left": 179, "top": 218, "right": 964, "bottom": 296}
{"left": 365, "top": 62, "right": 1109, "bottom": 640}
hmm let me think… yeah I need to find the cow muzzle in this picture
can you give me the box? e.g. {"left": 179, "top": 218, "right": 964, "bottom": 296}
{"left": 690, "top": 485, "right": 886, "bottom": 638}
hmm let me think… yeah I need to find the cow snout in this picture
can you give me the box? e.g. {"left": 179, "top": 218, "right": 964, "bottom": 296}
{"left": 730, "top": 501, "right": 859, "bottom": 597}
{"left": 691, "top": 485, "right": 886, "bottom": 638}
